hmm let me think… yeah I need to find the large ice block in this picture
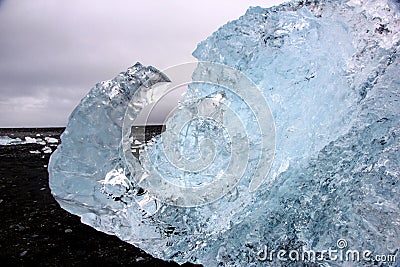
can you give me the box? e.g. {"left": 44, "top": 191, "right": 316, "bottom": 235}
{"left": 49, "top": 0, "right": 400, "bottom": 265}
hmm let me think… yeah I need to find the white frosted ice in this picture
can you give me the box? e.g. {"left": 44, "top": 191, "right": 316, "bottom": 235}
{"left": 42, "top": 146, "right": 52, "bottom": 154}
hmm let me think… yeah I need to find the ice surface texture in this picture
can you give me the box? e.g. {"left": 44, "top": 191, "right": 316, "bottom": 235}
{"left": 49, "top": 0, "right": 400, "bottom": 266}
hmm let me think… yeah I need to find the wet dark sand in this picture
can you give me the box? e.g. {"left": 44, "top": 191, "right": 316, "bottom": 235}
{"left": 0, "top": 128, "right": 198, "bottom": 266}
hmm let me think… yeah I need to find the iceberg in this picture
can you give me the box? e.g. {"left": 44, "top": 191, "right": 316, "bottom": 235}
{"left": 49, "top": 0, "right": 400, "bottom": 266}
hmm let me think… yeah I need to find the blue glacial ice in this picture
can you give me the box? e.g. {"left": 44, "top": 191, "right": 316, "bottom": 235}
{"left": 49, "top": 0, "right": 400, "bottom": 265}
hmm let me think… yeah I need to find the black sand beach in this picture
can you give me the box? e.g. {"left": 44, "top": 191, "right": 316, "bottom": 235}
{"left": 0, "top": 128, "right": 197, "bottom": 266}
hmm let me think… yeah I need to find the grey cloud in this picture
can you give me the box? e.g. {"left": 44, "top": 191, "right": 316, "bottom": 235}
{"left": 0, "top": 0, "right": 284, "bottom": 127}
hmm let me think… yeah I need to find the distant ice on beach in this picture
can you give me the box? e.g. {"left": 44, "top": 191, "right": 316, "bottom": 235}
{"left": 0, "top": 136, "right": 22, "bottom": 145}
{"left": 0, "top": 136, "right": 58, "bottom": 146}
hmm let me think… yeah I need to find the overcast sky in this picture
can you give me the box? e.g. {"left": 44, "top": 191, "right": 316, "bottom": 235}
{"left": 0, "top": 0, "right": 285, "bottom": 127}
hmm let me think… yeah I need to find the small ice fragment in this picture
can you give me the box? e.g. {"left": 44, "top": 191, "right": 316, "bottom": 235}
{"left": 20, "top": 251, "right": 28, "bottom": 257}
{"left": 45, "top": 137, "right": 58, "bottom": 144}
{"left": 24, "top": 136, "right": 46, "bottom": 145}
{"left": 24, "top": 137, "right": 37, "bottom": 144}
{"left": 42, "top": 146, "right": 52, "bottom": 154}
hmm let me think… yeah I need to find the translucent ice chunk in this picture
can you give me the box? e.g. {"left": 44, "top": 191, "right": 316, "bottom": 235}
{"left": 49, "top": 0, "right": 400, "bottom": 266}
